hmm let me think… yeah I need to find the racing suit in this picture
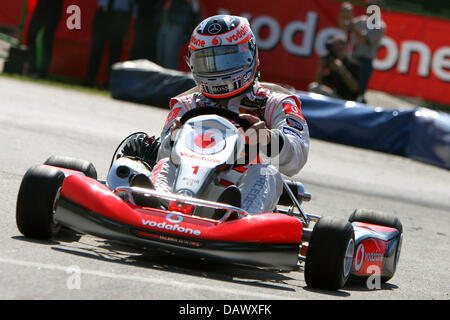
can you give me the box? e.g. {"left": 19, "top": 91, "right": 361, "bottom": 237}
{"left": 151, "top": 81, "right": 310, "bottom": 214}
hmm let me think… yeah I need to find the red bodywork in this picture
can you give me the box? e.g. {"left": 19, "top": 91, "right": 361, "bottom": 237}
{"left": 60, "top": 174, "right": 303, "bottom": 244}
{"left": 54, "top": 169, "right": 303, "bottom": 270}
{"left": 351, "top": 222, "right": 401, "bottom": 279}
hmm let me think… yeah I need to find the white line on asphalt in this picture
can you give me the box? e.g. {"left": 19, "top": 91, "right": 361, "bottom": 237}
{"left": 0, "top": 257, "right": 295, "bottom": 299}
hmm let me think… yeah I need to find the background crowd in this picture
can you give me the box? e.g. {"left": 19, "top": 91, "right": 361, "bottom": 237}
{"left": 308, "top": 0, "right": 385, "bottom": 103}
{"left": 24, "top": 0, "right": 200, "bottom": 88}
{"left": 24, "top": 0, "right": 385, "bottom": 102}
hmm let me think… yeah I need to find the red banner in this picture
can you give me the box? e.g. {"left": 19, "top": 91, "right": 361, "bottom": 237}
{"left": 193, "top": 0, "right": 350, "bottom": 92}
{"left": 0, "top": 1, "right": 24, "bottom": 27}
{"left": 3, "top": 0, "right": 450, "bottom": 105}
{"left": 20, "top": 0, "right": 133, "bottom": 83}
{"left": 369, "top": 11, "right": 450, "bottom": 105}
{"left": 197, "top": 0, "right": 450, "bottom": 105}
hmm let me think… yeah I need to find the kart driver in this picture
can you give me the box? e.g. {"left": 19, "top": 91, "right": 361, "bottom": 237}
{"left": 127, "top": 15, "right": 310, "bottom": 215}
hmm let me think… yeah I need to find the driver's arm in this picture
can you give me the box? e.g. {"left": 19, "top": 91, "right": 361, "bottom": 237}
{"left": 263, "top": 96, "right": 310, "bottom": 177}
{"left": 157, "top": 98, "right": 190, "bottom": 161}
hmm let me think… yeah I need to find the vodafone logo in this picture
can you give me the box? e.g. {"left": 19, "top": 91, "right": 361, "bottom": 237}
{"left": 284, "top": 103, "right": 300, "bottom": 114}
{"left": 166, "top": 213, "right": 184, "bottom": 223}
{"left": 283, "top": 103, "right": 305, "bottom": 121}
{"left": 354, "top": 243, "right": 385, "bottom": 272}
{"left": 226, "top": 24, "right": 250, "bottom": 43}
{"left": 142, "top": 218, "right": 201, "bottom": 236}
{"left": 179, "top": 152, "right": 221, "bottom": 163}
{"left": 212, "top": 37, "right": 221, "bottom": 46}
{"left": 219, "top": 9, "right": 450, "bottom": 83}
{"left": 194, "top": 132, "right": 216, "bottom": 149}
{"left": 374, "top": 37, "right": 450, "bottom": 82}
{"left": 191, "top": 34, "right": 206, "bottom": 48}
{"left": 186, "top": 129, "right": 226, "bottom": 155}
{"left": 354, "top": 243, "right": 365, "bottom": 272}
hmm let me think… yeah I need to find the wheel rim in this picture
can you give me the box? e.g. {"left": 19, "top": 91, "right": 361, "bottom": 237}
{"left": 52, "top": 187, "right": 62, "bottom": 222}
{"left": 343, "top": 238, "right": 355, "bottom": 278}
{"left": 51, "top": 187, "right": 62, "bottom": 234}
{"left": 395, "top": 234, "right": 403, "bottom": 266}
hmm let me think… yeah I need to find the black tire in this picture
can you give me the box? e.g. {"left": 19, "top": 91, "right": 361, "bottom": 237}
{"left": 348, "top": 209, "right": 402, "bottom": 233}
{"left": 16, "top": 165, "right": 65, "bottom": 240}
{"left": 305, "top": 216, "right": 355, "bottom": 290}
{"left": 44, "top": 155, "right": 97, "bottom": 179}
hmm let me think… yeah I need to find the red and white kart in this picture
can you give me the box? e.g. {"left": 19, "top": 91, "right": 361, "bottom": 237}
{"left": 16, "top": 107, "right": 403, "bottom": 290}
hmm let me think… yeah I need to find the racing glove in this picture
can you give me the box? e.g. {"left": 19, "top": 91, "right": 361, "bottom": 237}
{"left": 121, "top": 134, "right": 161, "bottom": 169}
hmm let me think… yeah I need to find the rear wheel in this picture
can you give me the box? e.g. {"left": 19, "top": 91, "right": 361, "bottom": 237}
{"left": 16, "top": 165, "right": 65, "bottom": 240}
{"left": 44, "top": 155, "right": 97, "bottom": 179}
{"left": 305, "top": 216, "right": 355, "bottom": 290}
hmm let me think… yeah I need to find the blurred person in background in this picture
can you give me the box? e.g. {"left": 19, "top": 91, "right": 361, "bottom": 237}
{"left": 130, "top": 0, "right": 163, "bottom": 62}
{"left": 156, "top": 0, "right": 200, "bottom": 70}
{"left": 309, "top": 35, "right": 360, "bottom": 101}
{"left": 339, "top": 0, "right": 386, "bottom": 103}
{"left": 26, "top": 0, "right": 64, "bottom": 78}
{"left": 338, "top": 1, "right": 354, "bottom": 49}
{"left": 83, "top": 0, "right": 136, "bottom": 88}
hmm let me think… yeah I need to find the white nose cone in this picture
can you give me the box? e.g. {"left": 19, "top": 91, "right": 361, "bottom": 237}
{"left": 107, "top": 157, "right": 151, "bottom": 190}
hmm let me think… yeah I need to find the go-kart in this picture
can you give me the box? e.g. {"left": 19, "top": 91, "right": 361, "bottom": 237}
{"left": 16, "top": 107, "right": 403, "bottom": 290}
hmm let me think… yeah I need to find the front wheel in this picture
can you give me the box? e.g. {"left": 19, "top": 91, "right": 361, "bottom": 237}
{"left": 16, "top": 165, "right": 65, "bottom": 240}
{"left": 305, "top": 216, "right": 355, "bottom": 290}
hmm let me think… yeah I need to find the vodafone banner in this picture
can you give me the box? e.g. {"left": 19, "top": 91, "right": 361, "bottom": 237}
{"left": 18, "top": 0, "right": 132, "bottom": 84}
{"left": 370, "top": 11, "right": 450, "bottom": 105}
{"left": 5, "top": 0, "right": 450, "bottom": 105}
{"left": 194, "top": 0, "right": 350, "bottom": 94}
{"left": 197, "top": 0, "right": 450, "bottom": 105}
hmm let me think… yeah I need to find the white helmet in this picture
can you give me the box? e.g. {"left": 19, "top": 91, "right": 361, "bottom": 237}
{"left": 186, "top": 15, "right": 259, "bottom": 99}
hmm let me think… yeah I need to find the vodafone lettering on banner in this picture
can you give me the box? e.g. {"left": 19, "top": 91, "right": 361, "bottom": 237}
{"left": 11, "top": 0, "right": 449, "bottom": 104}
{"left": 198, "top": 0, "right": 450, "bottom": 105}
{"left": 370, "top": 11, "right": 450, "bottom": 104}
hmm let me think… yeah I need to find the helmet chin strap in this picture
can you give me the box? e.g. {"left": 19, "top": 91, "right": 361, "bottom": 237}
{"left": 244, "top": 71, "right": 262, "bottom": 102}
{"left": 245, "top": 80, "right": 258, "bottom": 102}
{"left": 244, "top": 74, "right": 267, "bottom": 123}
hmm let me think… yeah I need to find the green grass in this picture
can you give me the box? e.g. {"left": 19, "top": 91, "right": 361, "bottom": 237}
{"left": 417, "top": 101, "right": 450, "bottom": 114}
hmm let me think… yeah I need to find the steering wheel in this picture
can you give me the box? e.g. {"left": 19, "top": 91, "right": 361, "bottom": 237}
{"left": 180, "top": 106, "right": 253, "bottom": 131}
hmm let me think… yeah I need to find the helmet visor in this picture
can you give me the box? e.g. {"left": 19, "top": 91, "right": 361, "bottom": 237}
{"left": 190, "top": 44, "right": 255, "bottom": 75}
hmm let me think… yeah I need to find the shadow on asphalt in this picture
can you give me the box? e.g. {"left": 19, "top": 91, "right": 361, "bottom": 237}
{"left": 42, "top": 236, "right": 298, "bottom": 293}
{"left": 12, "top": 234, "right": 399, "bottom": 296}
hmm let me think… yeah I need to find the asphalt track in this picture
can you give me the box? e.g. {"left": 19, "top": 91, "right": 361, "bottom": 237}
{"left": 0, "top": 76, "right": 449, "bottom": 300}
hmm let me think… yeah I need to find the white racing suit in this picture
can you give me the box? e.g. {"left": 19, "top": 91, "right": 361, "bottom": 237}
{"left": 150, "top": 81, "right": 310, "bottom": 214}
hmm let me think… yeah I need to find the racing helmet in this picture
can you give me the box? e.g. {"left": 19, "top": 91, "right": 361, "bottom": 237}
{"left": 186, "top": 15, "right": 259, "bottom": 99}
